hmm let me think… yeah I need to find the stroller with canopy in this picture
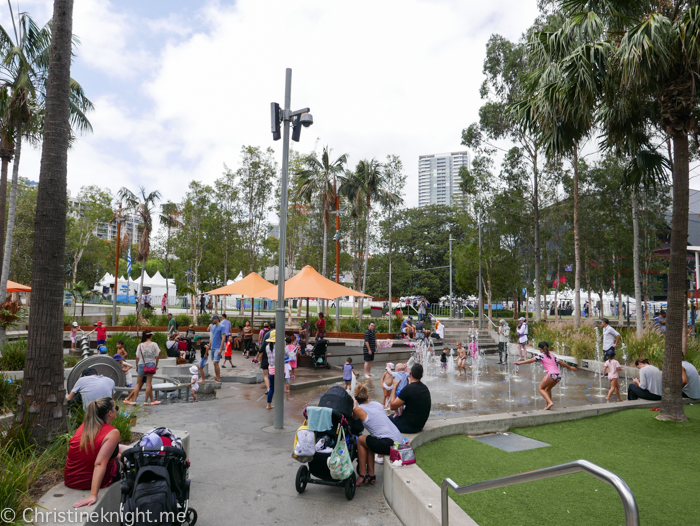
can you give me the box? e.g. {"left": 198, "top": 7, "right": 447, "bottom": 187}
{"left": 293, "top": 386, "right": 363, "bottom": 500}
{"left": 308, "top": 338, "right": 330, "bottom": 370}
{"left": 120, "top": 428, "right": 197, "bottom": 526}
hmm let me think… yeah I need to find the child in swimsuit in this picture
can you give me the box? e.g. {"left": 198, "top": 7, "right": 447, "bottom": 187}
{"left": 440, "top": 349, "right": 447, "bottom": 373}
{"left": 456, "top": 342, "right": 467, "bottom": 377}
{"left": 515, "top": 341, "right": 577, "bottom": 410}
{"left": 381, "top": 363, "right": 396, "bottom": 409}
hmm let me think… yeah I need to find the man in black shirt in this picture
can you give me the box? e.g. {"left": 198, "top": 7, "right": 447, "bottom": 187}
{"left": 389, "top": 363, "right": 431, "bottom": 433}
{"left": 364, "top": 321, "right": 376, "bottom": 378}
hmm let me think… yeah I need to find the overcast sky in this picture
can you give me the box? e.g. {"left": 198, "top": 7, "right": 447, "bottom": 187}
{"left": 3, "top": 0, "right": 545, "bottom": 209}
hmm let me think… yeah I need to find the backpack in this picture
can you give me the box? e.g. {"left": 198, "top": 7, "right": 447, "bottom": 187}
{"left": 123, "top": 466, "right": 178, "bottom": 526}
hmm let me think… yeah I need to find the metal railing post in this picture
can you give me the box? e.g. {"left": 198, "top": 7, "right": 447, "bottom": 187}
{"left": 441, "top": 460, "right": 639, "bottom": 526}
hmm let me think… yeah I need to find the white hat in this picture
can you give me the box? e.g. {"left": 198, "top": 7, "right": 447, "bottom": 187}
{"left": 189, "top": 365, "right": 198, "bottom": 375}
{"left": 518, "top": 317, "right": 526, "bottom": 321}
{"left": 71, "top": 321, "right": 79, "bottom": 327}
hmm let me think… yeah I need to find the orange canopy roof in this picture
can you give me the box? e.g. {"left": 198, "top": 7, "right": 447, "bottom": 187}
{"left": 247, "top": 265, "right": 371, "bottom": 300}
{"left": 7, "top": 280, "right": 31, "bottom": 292}
{"left": 206, "top": 272, "right": 274, "bottom": 296}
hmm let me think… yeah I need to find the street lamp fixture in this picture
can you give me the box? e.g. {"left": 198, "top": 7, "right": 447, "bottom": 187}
{"left": 270, "top": 68, "right": 313, "bottom": 430}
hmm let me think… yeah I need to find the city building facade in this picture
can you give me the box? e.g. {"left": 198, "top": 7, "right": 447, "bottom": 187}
{"left": 418, "top": 151, "right": 469, "bottom": 207}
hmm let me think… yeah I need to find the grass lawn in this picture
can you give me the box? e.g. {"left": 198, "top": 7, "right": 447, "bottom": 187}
{"left": 416, "top": 405, "right": 700, "bottom": 526}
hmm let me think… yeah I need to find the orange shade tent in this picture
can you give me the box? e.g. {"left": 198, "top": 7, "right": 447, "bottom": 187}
{"left": 206, "top": 272, "right": 273, "bottom": 297}
{"left": 246, "top": 265, "right": 370, "bottom": 300}
{"left": 206, "top": 272, "right": 274, "bottom": 326}
{"left": 7, "top": 280, "right": 31, "bottom": 293}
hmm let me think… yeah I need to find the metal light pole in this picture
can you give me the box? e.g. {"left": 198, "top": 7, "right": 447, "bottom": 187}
{"left": 335, "top": 176, "right": 341, "bottom": 332}
{"left": 449, "top": 235, "right": 454, "bottom": 319}
{"left": 271, "top": 68, "right": 312, "bottom": 429}
{"left": 478, "top": 217, "right": 483, "bottom": 329}
{"left": 111, "top": 205, "right": 124, "bottom": 326}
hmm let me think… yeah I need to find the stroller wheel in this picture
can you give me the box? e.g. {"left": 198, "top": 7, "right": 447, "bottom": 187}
{"left": 295, "top": 465, "right": 309, "bottom": 494}
{"left": 344, "top": 472, "right": 356, "bottom": 501}
{"left": 181, "top": 508, "right": 197, "bottom": 526}
{"left": 312, "top": 362, "right": 317, "bottom": 370}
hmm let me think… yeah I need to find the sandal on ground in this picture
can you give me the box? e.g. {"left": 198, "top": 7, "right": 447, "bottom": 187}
{"left": 367, "top": 475, "right": 376, "bottom": 485}
{"left": 356, "top": 474, "right": 370, "bottom": 486}
{"left": 150, "top": 401, "right": 162, "bottom": 405}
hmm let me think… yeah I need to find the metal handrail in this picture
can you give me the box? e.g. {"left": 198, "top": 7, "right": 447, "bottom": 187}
{"left": 441, "top": 459, "right": 639, "bottom": 526}
{"left": 482, "top": 313, "right": 498, "bottom": 329}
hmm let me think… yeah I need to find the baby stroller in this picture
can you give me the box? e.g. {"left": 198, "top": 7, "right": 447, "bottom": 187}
{"left": 120, "top": 428, "right": 196, "bottom": 526}
{"left": 178, "top": 338, "right": 195, "bottom": 364}
{"left": 309, "top": 338, "right": 330, "bottom": 370}
{"left": 293, "top": 387, "right": 362, "bottom": 500}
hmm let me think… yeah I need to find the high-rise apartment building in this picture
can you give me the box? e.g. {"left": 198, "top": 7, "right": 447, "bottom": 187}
{"left": 418, "top": 151, "right": 470, "bottom": 207}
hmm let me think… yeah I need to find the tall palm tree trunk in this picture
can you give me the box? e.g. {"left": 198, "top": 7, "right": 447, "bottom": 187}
{"left": 322, "top": 217, "right": 328, "bottom": 315}
{"left": 136, "top": 262, "right": 146, "bottom": 333}
{"left": 359, "top": 203, "right": 371, "bottom": 322}
{"left": 533, "top": 158, "right": 541, "bottom": 322}
{"left": 660, "top": 133, "right": 689, "bottom": 422}
{"left": 0, "top": 126, "right": 22, "bottom": 344}
{"left": 0, "top": 150, "right": 12, "bottom": 271}
{"left": 573, "top": 147, "right": 581, "bottom": 328}
{"left": 19, "top": 0, "right": 74, "bottom": 442}
{"left": 631, "top": 190, "right": 643, "bottom": 338}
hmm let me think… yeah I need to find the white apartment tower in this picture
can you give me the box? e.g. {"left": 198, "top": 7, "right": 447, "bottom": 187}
{"left": 418, "top": 151, "right": 470, "bottom": 207}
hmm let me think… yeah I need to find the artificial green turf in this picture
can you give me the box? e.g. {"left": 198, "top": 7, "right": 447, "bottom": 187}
{"left": 416, "top": 406, "right": 700, "bottom": 526}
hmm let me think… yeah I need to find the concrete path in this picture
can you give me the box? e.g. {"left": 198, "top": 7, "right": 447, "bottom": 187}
{"left": 136, "top": 351, "right": 402, "bottom": 526}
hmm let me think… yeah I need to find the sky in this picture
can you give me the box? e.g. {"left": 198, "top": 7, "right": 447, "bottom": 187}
{"left": 0, "top": 0, "right": 547, "bottom": 210}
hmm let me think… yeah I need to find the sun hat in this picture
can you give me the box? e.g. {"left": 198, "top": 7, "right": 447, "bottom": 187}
{"left": 113, "top": 354, "right": 124, "bottom": 361}
{"left": 386, "top": 362, "right": 395, "bottom": 371}
{"left": 140, "top": 432, "right": 163, "bottom": 449}
{"left": 189, "top": 365, "right": 198, "bottom": 375}
{"left": 96, "top": 321, "right": 104, "bottom": 326}
{"left": 518, "top": 317, "right": 526, "bottom": 321}
{"left": 71, "top": 321, "right": 78, "bottom": 327}
{"left": 193, "top": 335, "right": 202, "bottom": 342}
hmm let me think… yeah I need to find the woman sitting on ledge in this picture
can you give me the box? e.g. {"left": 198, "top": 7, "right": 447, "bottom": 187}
{"left": 64, "top": 397, "right": 129, "bottom": 508}
{"left": 352, "top": 383, "right": 403, "bottom": 486}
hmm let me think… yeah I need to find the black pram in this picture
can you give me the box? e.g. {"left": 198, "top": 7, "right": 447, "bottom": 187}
{"left": 294, "top": 386, "right": 363, "bottom": 500}
{"left": 309, "top": 338, "right": 330, "bottom": 369}
{"left": 120, "top": 428, "right": 197, "bottom": 526}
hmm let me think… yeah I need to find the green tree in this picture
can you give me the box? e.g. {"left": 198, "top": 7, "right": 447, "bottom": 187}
{"left": 19, "top": 0, "right": 76, "bottom": 442}
{"left": 66, "top": 185, "right": 112, "bottom": 283}
{"left": 117, "top": 186, "right": 161, "bottom": 326}
{"left": 159, "top": 201, "right": 181, "bottom": 302}
{"left": 234, "top": 146, "right": 278, "bottom": 274}
{"left": 8, "top": 178, "right": 36, "bottom": 285}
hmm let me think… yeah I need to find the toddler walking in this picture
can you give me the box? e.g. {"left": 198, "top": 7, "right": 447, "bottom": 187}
{"left": 343, "top": 357, "right": 358, "bottom": 389}
{"left": 603, "top": 351, "right": 622, "bottom": 402}
{"left": 188, "top": 365, "right": 199, "bottom": 402}
{"left": 222, "top": 335, "right": 235, "bottom": 368}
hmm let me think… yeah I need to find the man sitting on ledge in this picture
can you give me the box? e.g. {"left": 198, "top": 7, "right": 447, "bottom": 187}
{"left": 628, "top": 357, "right": 662, "bottom": 401}
{"left": 388, "top": 363, "right": 431, "bottom": 433}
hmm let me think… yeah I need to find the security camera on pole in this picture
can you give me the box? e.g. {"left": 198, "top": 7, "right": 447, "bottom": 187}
{"left": 270, "top": 68, "right": 313, "bottom": 430}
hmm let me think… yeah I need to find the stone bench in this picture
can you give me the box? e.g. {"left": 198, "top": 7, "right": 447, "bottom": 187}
{"left": 34, "top": 427, "right": 190, "bottom": 526}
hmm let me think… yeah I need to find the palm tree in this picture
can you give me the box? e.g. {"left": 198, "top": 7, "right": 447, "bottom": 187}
{"left": 540, "top": 1, "right": 700, "bottom": 421}
{"left": 65, "top": 281, "right": 99, "bottom": 318}
{"left": 0, "top": 7, "right": 92, "bottom": 340}
{"left": 159, "top": 201, "right": 181, "bottom": 303}
{"left": 118, "top": 187, "right": 161, "bottom": 330}
{"left": 340, "top": 159, "right": 395, "bottom": 321}
{"left": 296, "top": 146, "right": 348, "bottom": 313}
{"left": 0, "top": 87, "right": 14, "bottom": 270}
{"left": 20, "top": 0, "right": 76, "bottom": 442}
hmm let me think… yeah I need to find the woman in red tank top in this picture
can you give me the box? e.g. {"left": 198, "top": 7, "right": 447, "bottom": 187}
{"left": 65, "top": 397, "right": 128, "bottom": 508}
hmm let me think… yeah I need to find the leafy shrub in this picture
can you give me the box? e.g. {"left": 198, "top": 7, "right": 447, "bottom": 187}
{"left": 149, "top": 314, "right": 170, "bottom": 327}
{"left": 175, "top": 314, "right": 193, "bottom": 327}
{"left": 69, "top": 404, "right": 141, "bottom": 444}
{"left": 0, "top": 373, "right": 21, "bottom": 413}
{"left": 0, "top": 340, "right": 27, "bottom": 371}
{"left": 141, "top": 308, "right": 154, "bottom": 321}
{"left": 340, "top": 318, "right": 360, "bottom": 333}
{"left": 120, "top": 313, "right": 138, "bottom": 326}
{"left": 63, "top": 355, "right": 80, "bottom": 369}
{"left": 106, "top": 332, "right": 139, "bottom": 359}
{"left": 0, "top": 416, "right": 70, "bottom": 520}
{"left": 151, "top": 332, "right": 167, "bottom": 356}
{"left": 308, "top": 315, "right": 335, "bottom": 333}
{"left": 197, "top": 314, "right": 211, "bottom": 326}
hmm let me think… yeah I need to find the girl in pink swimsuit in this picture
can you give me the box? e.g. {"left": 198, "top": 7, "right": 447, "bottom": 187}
{"left": 515, "top": 341, "right": 577, "bottom": 410}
